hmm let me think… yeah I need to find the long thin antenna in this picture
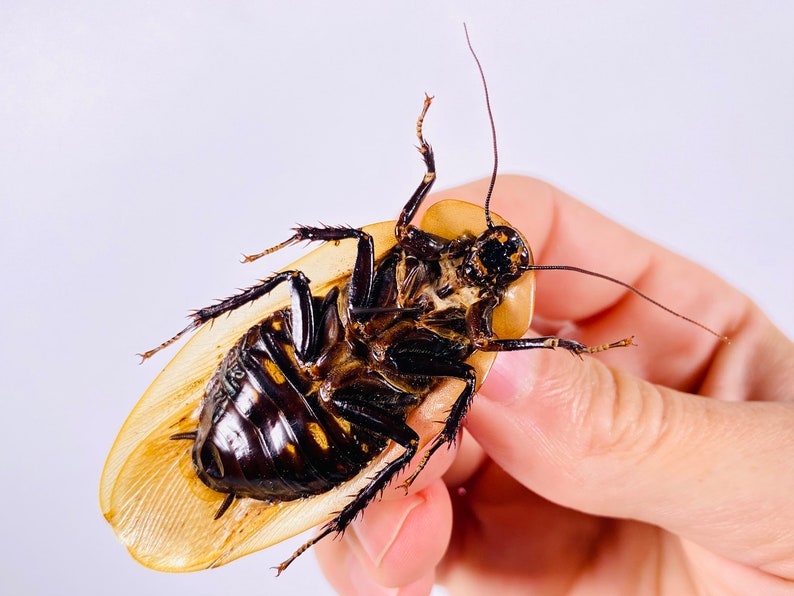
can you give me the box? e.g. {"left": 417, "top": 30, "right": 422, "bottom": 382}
{"left": 529, "top": 264, "right": 730, "bottom": 343}
{"left": 464, "top": 23, "right": 497, "bottom": 229}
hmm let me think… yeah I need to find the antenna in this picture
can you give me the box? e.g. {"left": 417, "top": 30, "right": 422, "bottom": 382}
{"left": 528, "top": 264, "right": 731, "bottom": 343}
{"left": 464, "top": 23, "right": 497, "bottom": 229}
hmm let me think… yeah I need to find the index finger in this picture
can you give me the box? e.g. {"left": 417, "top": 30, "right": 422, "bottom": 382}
{"left": 427, "top": 175, "right": 747, "bottom": 392}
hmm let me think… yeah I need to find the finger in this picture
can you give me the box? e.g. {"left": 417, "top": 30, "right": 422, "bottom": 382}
{"left": 473, "top": 347, "right": 794, "bottom": 578}
{"left": 429, "top": 175, "right": 748, "bottom": 391}
{"left": 314, "top": 479, "right": 452, "bottom": 593}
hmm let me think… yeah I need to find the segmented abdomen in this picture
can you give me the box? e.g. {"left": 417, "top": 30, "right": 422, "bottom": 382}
{"left": 192, "top": 309, "right": 385, "bottom": 501}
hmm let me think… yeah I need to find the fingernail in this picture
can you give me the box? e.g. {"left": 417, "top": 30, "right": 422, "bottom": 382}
{"left": 481, "top": 350, "right": 545, "bottom": 405}
{"left": 352, "top": 493, "right": 425, "bottom": 568}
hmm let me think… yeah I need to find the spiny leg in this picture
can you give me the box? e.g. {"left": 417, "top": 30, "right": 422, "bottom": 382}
{"left": 139, "top": 270, "right": 310, "bottom": 360}
{"left": 396, "top": 94, "right": 435, "bottom": 230}
{"left": 388, "top": 354, "right": 478, "bottom": 491}
{"left": 395, "top": 95, "right": 450, "bottom": 260}
{"left": 478, "top": 336, "right": 634, "bottom": 354}
{"left": 246, "top": 225, "right": 375, "bottom": 310}
{"left": 466, "top": 295, "right": 634, "bottom": 355}
{"left": 141, "top": 226, "right": 376, "bottom": 360}
{"left": 276, "top": 398, "right": 420, "bottom": 574}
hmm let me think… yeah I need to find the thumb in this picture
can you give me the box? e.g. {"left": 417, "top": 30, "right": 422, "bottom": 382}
{"left": 471, "top": 348, "right": 794, "bottom": 576}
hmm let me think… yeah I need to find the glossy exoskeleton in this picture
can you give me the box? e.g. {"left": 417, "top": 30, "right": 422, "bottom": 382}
{"left": 135, "top": 94, "right": 631, "bottom": 573}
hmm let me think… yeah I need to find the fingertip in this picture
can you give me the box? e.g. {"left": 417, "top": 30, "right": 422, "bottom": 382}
{"left": 316, "top": 480, "right": 452, "bottom": 594}
{"left": 353, "top": 479, "right": 452, "bottom": 586}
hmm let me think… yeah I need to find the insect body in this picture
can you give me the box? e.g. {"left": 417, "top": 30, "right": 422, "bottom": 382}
{"left": 100, "top": 91, "right": 636, "bottom": 573}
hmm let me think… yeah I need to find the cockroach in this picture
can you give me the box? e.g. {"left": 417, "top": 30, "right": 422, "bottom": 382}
{"left": 100, "top": 26, "right": 727, "bottom": 575}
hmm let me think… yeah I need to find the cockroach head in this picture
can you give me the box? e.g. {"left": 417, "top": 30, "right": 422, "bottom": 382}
{"left": 461, "top": 225, "right": 531, "bottom": 288}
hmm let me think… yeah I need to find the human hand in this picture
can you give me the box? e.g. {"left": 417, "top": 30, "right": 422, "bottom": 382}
{"left": 314, "top": 175, "right": 794, "bottom": 595}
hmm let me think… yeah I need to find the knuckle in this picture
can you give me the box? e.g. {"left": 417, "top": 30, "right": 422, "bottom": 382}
{"left": 574, "top": 365, "right": 672, "bottom": 464}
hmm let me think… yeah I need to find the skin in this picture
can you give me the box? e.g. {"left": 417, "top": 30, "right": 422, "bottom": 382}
{"left": 313, "top": 175, "right": 794, "bottom": 595}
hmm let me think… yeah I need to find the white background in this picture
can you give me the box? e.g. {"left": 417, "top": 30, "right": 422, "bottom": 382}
{"left": 2, "top": 2, "right": 792, "bottom": 595}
